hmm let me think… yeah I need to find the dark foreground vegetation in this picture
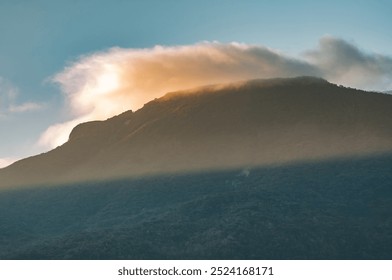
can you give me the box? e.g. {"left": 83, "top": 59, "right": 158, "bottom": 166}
{"left": 0, "top": 154, "right": 391, "bottom": 259}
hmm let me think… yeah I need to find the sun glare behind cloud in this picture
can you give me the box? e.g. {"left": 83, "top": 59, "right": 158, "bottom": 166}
{"left": 93, "top": 65, "right": 120, "bottom": 96}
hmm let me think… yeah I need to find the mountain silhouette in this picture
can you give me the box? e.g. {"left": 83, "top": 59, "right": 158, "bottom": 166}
{"left": 1, "top": 76, "right": 391, "bottom": 188}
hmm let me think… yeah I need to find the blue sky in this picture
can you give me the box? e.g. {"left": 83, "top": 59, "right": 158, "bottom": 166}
{"left": 0, "top": 0, "right": 391, "bottom": 166}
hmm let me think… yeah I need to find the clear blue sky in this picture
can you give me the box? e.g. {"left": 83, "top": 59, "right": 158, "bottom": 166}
{"left": 0, "top": 0, "right": 391, "bottom": 164}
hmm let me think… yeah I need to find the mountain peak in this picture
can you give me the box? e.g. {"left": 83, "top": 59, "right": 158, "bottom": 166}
{"left": 245, "top": 76, "right": 329, "bottom": 86}
{"left": 161, "top": 76, "right": 329, "bottom": 100}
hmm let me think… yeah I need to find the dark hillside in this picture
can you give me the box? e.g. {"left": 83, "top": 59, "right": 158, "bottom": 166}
{"left": 0, "top": 154, "right": 391, "bottom": 259}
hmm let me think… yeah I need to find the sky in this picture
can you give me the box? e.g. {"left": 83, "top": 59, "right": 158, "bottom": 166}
{"left": 0, "top": 0, "right": 391, "bottom": 167}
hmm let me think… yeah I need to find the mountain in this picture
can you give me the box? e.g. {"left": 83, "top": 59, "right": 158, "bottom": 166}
{"left": 1, "top": 76, "right": 392, "bottom": 188}
{"left": 1, "top": 76, "right": 392, "bottom": 260}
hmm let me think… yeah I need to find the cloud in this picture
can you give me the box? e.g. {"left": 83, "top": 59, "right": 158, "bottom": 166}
{"left": 8, "top": 102, "right": 45, "bottom": 113}
{"left": 0, "top": 77, "right": 45, "bottom": 117}
{"left": 0, "top": 157, "right": 17, "bottom": 168}
{"left": 0, "top": 77, "right": 18, "bottom": 115}
{"left": 38, "top": 119, "right": 81, "bottom": 149}
{"left": 305, "top": 36, "right": 392, "bottom": 90}
{"left": 40, "top": 42, "right": 318, "bottom": 148}
{"left": 40, "top": 37, "right": 392, "bottom": 149}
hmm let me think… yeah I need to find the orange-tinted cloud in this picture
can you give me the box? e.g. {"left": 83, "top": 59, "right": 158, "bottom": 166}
{"left": 39, "top": 38, "right": 392, "bottom": 149}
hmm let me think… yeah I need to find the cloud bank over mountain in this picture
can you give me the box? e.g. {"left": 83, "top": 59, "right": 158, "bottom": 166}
{"left": 39, "top": 36, "right": 392, "bottom": 149}
{"left": 305, "top": 37, "right": 392, "bottom": 90}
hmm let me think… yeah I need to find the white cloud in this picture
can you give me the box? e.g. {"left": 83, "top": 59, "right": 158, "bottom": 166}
{"left": 0, "top": 77, "right": 18, "bottom": 115}
{"left": 38, "top": 119, "right": 82, "bottom": 149}
{"left": 8, "top": 102, "right": 45, "bottom": 113}
{"left": 0, "top": 157, "right": 17, "bottom": 168}
{"left": 39, "top": 37, "right": 392, "bottom": 149}
{"left": 0, "top": 77, "right": 45, "bottom": 116}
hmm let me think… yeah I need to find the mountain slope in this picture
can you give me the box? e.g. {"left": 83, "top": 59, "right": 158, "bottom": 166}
{"left": 1, "top": 76, "right": 392, "bottom": 188}
{"left": 1, "top": 154, "right": 391, "bottom": 259}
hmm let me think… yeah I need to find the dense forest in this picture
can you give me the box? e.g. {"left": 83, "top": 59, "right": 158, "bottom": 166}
{"left": 1, "top": 154, "right": 391, "bottom": 259}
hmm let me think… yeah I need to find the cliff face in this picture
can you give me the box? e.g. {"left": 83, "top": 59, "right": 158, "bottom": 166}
{"left": 1, "top": 77, "right": 392, "bottom": 188}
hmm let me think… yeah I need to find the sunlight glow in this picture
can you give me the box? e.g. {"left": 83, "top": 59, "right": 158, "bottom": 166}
{"left": 94, "top": 65, "right": 120, "bottom": 95}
